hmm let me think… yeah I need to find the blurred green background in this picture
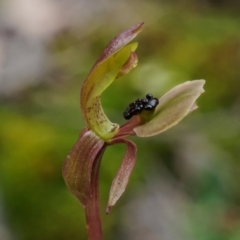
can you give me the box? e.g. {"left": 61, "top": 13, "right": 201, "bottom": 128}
{"left": 1, "top": 1, "right": 240, "bottom": 240}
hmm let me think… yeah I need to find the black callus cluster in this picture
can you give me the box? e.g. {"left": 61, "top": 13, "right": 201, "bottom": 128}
{"left": 123, "top": 93, "right": 159, "bottom": 120}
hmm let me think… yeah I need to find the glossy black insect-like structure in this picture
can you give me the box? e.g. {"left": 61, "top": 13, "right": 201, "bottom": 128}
{"left": 123, "top": 93, "right": 159, "bottom": 120}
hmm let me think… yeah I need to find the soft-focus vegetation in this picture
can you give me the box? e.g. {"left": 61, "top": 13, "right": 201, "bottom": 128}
{"left": 1, "top": 1, "right": 240, "bottom": 240}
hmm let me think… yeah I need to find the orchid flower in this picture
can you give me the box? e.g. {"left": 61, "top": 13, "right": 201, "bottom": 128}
{"left": 62, "top": 22, "right": 205, "bottom": 240}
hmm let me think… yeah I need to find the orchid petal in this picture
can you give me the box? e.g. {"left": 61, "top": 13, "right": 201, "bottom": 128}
{"left": 81, "top": 22, "right": 144, "bottom": 141}
{"left": 106, "top": 138, "right": 137, "bottom": 214}
{"left": 134, "top": 80, "right": 205, "bottom": 137}
{"left": 62, "top": 129, "right": 105, "bottom": 206}
{"left": 96, "top": 22, "right": 144, "bottom": 65}
{"left": 116, "top": 51, "right": 138, "bottom": 78}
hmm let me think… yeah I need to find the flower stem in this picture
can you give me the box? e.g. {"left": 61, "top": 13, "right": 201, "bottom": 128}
{"left": 85, "top": 147, "right": 106, "bottom": 240}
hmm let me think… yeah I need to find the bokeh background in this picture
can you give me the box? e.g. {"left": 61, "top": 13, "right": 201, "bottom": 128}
{"left": 1, "top": 0, "right": 240, "bottom": 239}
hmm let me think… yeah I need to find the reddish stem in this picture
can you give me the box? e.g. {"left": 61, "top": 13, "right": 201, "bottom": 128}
{"left": 116, "top": 115, "right": 141, "bottom": 138}
{"left": 84, "top": 147, "right": 106, "bottom": 240}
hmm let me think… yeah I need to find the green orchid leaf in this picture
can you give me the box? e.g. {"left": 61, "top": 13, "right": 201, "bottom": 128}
{"left": 106, "top": 138, "right": 137, "bottom": 214}
{"left": 80, "top": 22, "right": 144, "bottom": 141}
{"left": 134, "top": 80, "right": 205, "bottom": 137}
{"left": 62, "top": 129, "right": 105, "bottom": 206}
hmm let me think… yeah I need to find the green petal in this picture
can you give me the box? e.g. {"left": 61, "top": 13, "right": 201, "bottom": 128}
{"left": 81, "top": 22, "right": 144, "bottom": 141}
{"left": 134, "top": 80, "right": 205, "bottom": 137}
